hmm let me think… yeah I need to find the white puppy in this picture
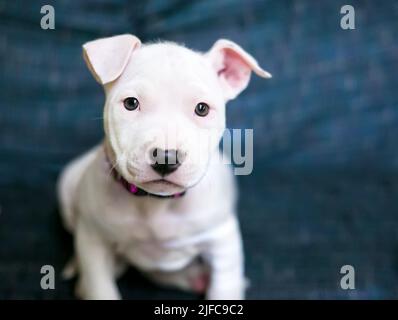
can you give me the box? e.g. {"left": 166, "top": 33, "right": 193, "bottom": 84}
{"left": 57, "top": 34, "right": 271, "bottom": 300}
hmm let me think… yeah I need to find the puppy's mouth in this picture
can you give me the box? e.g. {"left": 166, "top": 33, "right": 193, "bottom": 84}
{"left": 143, "top": 179, "right": 185, "bottom": 189}
{"left": 136, "top": 178, "right": 187, "bottom": 196}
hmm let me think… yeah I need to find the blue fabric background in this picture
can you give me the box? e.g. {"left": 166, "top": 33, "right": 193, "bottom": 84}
{"left": 0, "top": 0, "right": 397, "bottom": 299}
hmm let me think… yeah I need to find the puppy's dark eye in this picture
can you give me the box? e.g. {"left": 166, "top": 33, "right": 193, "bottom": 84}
{"left": 123, "top": 97, "right": 139, "bottom": 111}
{"left": 195, "top": 102, "right": 210, "bottom": 117}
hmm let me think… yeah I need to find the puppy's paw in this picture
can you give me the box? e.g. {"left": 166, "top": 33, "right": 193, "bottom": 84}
{"left": 62, "top": 257, "right": 77, "bottom": 280}
{"left": 206, "top": 281, "right": 246, "bottom": 300}
{"left": 74, "top": 279, "right": 121, "bottom": 300}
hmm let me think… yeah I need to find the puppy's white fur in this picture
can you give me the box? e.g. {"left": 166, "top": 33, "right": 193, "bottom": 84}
{"left": 57, "top": 34, "right": 271, "bottom": 300}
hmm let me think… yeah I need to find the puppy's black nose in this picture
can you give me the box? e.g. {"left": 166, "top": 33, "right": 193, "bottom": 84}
{"left": 150, "top": 148, "right": 181, "bottom": 176}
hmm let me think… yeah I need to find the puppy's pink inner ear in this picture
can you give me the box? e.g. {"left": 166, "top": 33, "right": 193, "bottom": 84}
{"left": 218, "top": 48, "right": 251, "bottom": 90}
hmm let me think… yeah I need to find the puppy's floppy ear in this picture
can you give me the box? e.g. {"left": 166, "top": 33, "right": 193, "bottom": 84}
{"left": 206, "top": 39, "right": 272, "bottom": 100}
{"left": 83, "top": 34, "right": 141, "bottom": 85}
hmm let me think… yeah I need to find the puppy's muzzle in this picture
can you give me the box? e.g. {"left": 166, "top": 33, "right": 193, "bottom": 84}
{"left": 150, "top": 148, "right": 184, "bottom": 176}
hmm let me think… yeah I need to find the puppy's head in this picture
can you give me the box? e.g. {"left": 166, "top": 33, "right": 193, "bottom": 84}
{"left": 83, "top": 34, "right": 271, "bottom": 196}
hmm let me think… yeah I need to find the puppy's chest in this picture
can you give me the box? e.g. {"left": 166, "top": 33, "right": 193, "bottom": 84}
{"left": 100, "top": 207, "right": 201, "bottom": 271}
{"left": 100, "top": 203, "right": 196, "bottom": 244}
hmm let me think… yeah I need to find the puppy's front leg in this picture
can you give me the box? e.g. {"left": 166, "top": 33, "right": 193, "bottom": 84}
{"left": 75, "top": 219, "right": 121, "bottom": 300}
{"left": 203, "top": 217, "right": 245, "bottom": 300}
